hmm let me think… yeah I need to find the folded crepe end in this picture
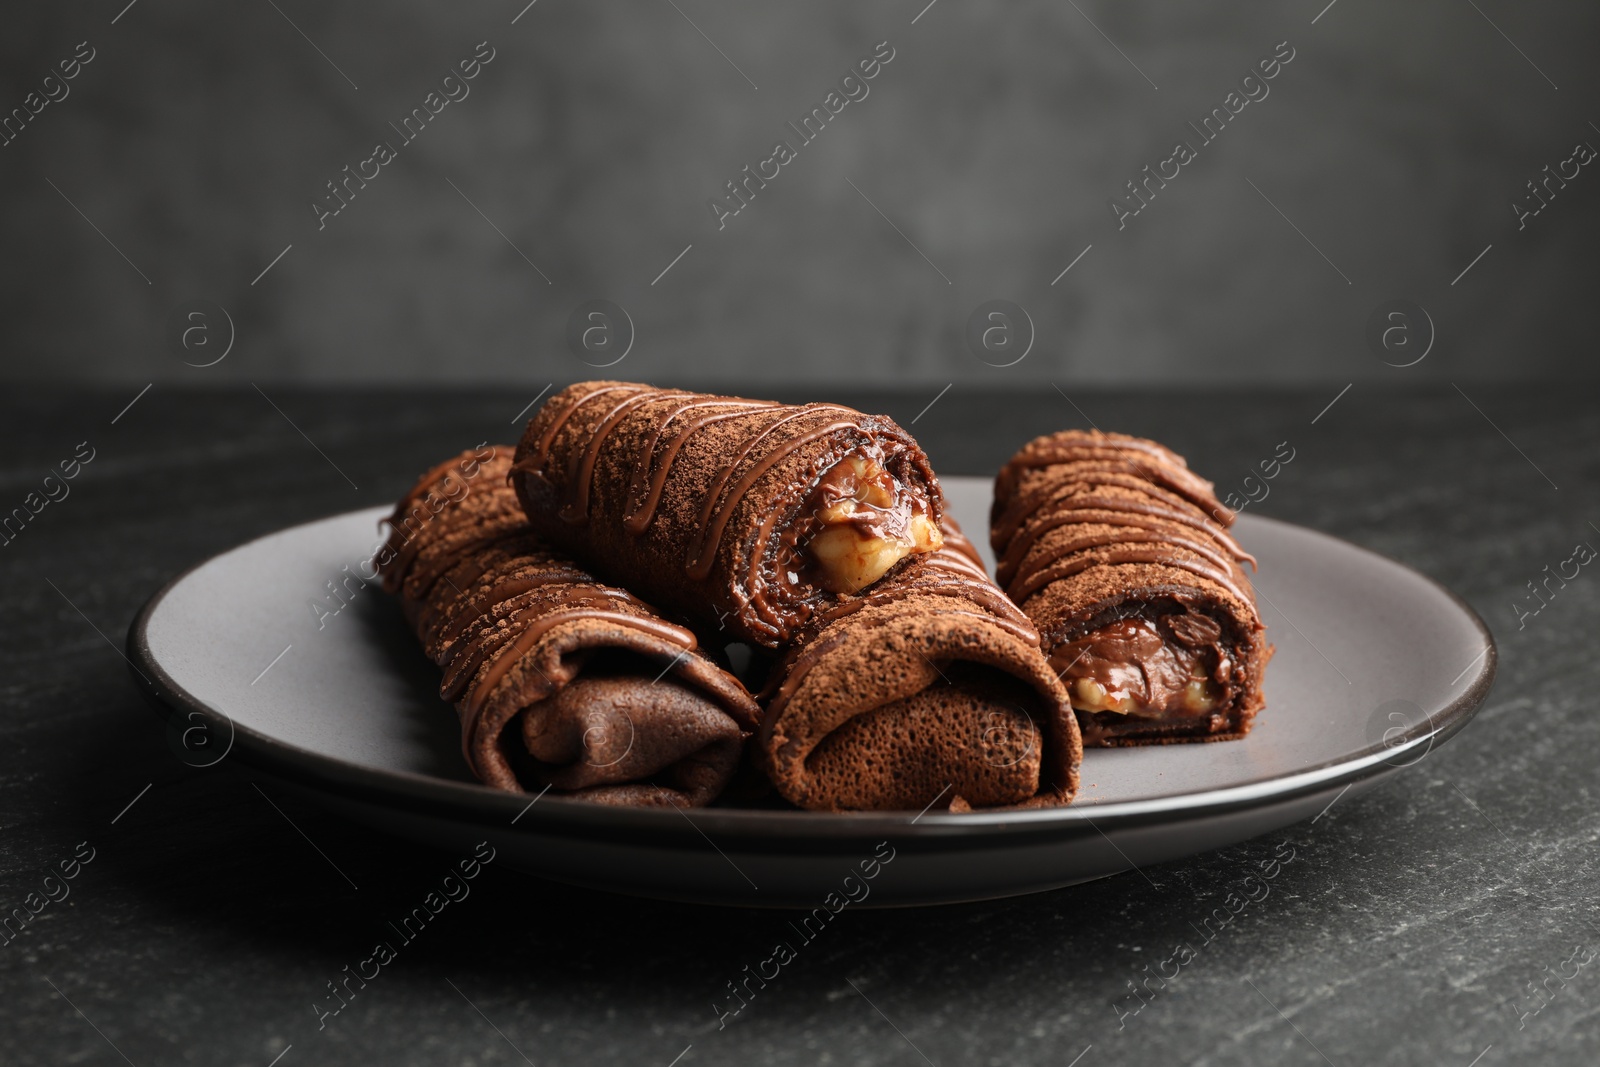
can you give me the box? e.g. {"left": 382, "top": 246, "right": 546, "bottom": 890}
{"left": 760, "top": 597, "right": 1081, "bottom": 812}
{"left": 787, "top": 669, "right": 1048, "bottom": 812}
{"left": 511, "top": 669, "right": 746, "bottom": 807}
{"left": 382, "top": 447, "right": 760, "bottom": 808}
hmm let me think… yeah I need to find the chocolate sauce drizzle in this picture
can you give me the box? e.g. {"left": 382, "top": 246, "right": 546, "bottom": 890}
{"left": 513, "top": 385, "right": 880, "bottom": 580}
{"left": 623, "top": 397, "right": 776, "bottom": 533}
{"left": 684, "top": 412, "right": 859, "bottom": 581}
{"left": 510, "top": 385, "right": 945, "bottom": 647}
{"left": 1005, "top": 437, "right": 1225, "bottom": 518}
{"left": 994, "top": 431, "right": 1260, "bottom": 614}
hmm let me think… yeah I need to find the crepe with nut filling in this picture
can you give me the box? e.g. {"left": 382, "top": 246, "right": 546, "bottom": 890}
{"left": 510, "top": 383, "right": 946, "bottom": 649}
{"left": 991, "top": 430, "right": 1270, "bottom": 746}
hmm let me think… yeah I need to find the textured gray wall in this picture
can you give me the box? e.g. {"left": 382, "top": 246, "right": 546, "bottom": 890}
{"left": 2, "top": 0, "right": 1596, "bottom": 385}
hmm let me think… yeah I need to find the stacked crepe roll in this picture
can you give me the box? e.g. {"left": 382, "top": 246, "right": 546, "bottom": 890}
{"left": 508, "top": 382, "right": 947, "bottom": 648}
{"left": 503, "top": 383, "right": 1081, "bottom": 811}
{"left": 990, "top": 429, "right": 1270, "bottom": 745}
{"left": 757, "top": 520, "right": 1081, "bottom": 811}
{"left": 377, "top": 446, "right": 759, "bottom": 806}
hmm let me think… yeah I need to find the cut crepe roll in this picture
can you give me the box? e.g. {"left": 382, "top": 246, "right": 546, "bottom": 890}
{"left": 756, "top": 519, "right": 1081, "bottom": 812}
{"left": 510, "top": 382, "right": 946, "bottom": 649}
{"left": 378, "top": 446, "right": 760, "bottom": 806}
{"left": 991, "top": 429, "right": 1269, "bottom": 746}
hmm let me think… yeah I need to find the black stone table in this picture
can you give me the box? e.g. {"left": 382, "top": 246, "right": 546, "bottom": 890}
{"left": 2, "top": 385, "right": 1596, "bottom": 1066}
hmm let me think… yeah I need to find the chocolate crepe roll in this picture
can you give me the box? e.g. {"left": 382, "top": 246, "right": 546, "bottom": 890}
{"left": 756, "top": 520, "right": 1081, "bottom": 812}
{"left": 991, "top": 429, "right": 1269, "bottom": 746}
{"left": 510, "top": 382, "right": 946, "bottom": 649}
{"left": 378, "top": 446, "right": 760, "bottom": 806}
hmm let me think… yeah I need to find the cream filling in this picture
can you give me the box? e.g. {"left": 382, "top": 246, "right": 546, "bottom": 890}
{"left": 807, "top": 456, "right": 942, "bottom": 594}
{"left": 1069, "top": 674, "right": 1219, "bottom": 716}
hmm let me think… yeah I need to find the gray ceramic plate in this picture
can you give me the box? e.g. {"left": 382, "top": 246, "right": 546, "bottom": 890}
{"left": 127, "top": 477, "right": 1495, "bottom": 908}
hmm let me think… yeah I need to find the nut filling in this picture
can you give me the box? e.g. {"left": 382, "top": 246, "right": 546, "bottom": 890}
{"left": 1053, "top": 612, "right": 1230, "bottom": 719}
{"left": 804, "top": 455, "right": 942, "bottom": 594}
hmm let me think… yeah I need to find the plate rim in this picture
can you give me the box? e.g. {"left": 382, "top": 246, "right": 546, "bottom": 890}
{"left": 125, "top": 500, "right": 1497, "bottom": 853}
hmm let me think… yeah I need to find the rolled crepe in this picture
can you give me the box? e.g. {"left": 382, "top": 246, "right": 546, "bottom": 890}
{"left": 991, "top": 429, "right": 1269, "bottom": 746}
{"left": 510, "top": 382, "right": 946, "bottom": 649}
{"left": 378, "top": 446, "right": 760, "bottom": 806}
{"left": 756, "top": 519, "right": 1081, "bottom": 812}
